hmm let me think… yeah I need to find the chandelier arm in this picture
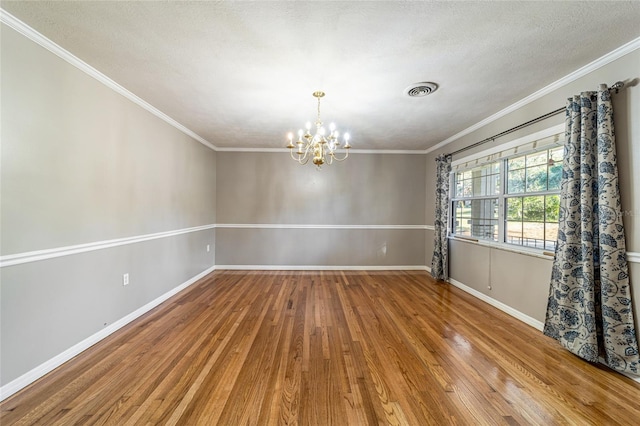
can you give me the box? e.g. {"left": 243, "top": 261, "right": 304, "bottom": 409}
{"left": 298, "top": 143, "right": 314, "bottom": 165}
{"left": 289, "top": 149, "right": 302, "bottom": 162}
{"left": 290, "top": 144, "right": 313, "bottom": 165}
{"left": 330, "top": 150, "right": 350, "bottom": 162}
{"left": 298, "top": 155, "right": 310, "bottom": 165}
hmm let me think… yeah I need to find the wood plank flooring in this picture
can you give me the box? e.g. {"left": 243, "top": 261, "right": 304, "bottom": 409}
{"left": 2, "top": 270, "right": 640, "bottom": 425}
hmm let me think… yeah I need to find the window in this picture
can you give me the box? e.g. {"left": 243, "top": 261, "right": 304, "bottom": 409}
{"left": 451, "top": 142, "right": 562, "bottom": 251}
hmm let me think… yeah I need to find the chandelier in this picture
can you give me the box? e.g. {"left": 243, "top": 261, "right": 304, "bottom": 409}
{"left": 286, "top": 91, "right": 351, "bottom": 168}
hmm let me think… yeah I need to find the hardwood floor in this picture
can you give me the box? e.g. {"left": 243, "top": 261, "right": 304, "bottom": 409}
{"left": 2, "top": 270, "right": 640, "bottom": 425}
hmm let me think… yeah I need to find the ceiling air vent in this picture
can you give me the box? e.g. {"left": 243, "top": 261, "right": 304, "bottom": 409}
{"left": 404, "top": 82, "right": 438, "bottom": 97}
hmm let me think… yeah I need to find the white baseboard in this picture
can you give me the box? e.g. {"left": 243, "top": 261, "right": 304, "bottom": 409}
{"left": 215, "top": 265, "right": 429, "bottom": 271}
{"left": 0, "top": 265, "right": 216, "bottom": 401}
{"left": 447, "top": 277, "right": 545, "bottom": 331}
{"left": 619, "top": 370, "right": 640, "bottom": 383}
{"left": 447, "top": 278, "right": 640, "bottom": 382}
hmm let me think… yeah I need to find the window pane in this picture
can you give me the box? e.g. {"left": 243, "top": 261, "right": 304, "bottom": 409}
{"left": 522, "top": 222, "right": 546, "bottom": 248}
{"left": 505, "top": 221, "right": 523, "bottom": 245}
{"left": 454, "top": 161, "right": 500, "bottom": 199}
{"left": 545, "top": 223, "right": 558, "bottom": 250}
{"left": 548, "top": 163, "right": 562, "bottom": 190}
{"left": 454, "top": 200, "right": 471, "bottom": 218}
{"left": 525, "top": 165, "right": 547, "bottom": 192}
{"left": 508, "top": 156, "right": 525, "bottom": 170}
{"left": 545, "top": 195, "right": 560, "bottom": 222}
{"left": 463, "top": 179, "right": 472, "bottom": 197}
{"left": 506, "top": 197, "right": 522, "bottom": 221}
{"left": 472, "top": 176, "right": 484, "bottom": 196}
{"left": 523, "top": 196, "right": 545, "bottom": 222}
{"left": 526, "top": 151, "right": 547, "bottom": 166}
{"left": 508, "top": 169, "right": 525, "bottom": 194}
{"left": 469, "top": 198, "right": 498, "bottom": 241}
{"left": 549, "top": 147, "right": 563, "bottom": 164}
{"left": 453, "top": 201, "right": 471, "bottom": 236}
{"left": 487, "top": 173, "right": 500, "bottom": 195}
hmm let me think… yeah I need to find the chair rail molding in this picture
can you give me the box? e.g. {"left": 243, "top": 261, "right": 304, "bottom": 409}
{"left": 0, "top": 224, "right": 216, "bottom": 268}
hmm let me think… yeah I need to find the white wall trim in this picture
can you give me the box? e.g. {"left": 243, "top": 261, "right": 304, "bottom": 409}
{"left": 216, "top": 223, "right": 427, "bottom": 230}
{"left": 0, "top": 224, "right": 216, "bottom": 268}
{"left": 448, "top": 278, "right": 545, "bottom": 331}
{"left": 215, "top": 147, "right": 425, "bottom": 154}
{"left": 424, "top": 36, "right": 640, "bottom": 155}
{"left": 216, "top": 265, "right": 428, "bottom": 271}
{"left": 0, "top": 265, "right": 216, "bottom": 401}
{"left": 0, "top": 224, "right": 426, "bottom": 268}
{"left": 2, "top": 224, "right": 634, "bottom": 269}
{"left": 627, "top": 252, "right": 640, "bottom": 264}
{"left": 0, "top": 9, "right": 217, "bottom": 152}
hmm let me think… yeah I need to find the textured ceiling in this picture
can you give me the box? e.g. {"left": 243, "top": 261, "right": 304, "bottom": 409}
{"left": 2, "top": 1, "right": 640, "bottom": 151}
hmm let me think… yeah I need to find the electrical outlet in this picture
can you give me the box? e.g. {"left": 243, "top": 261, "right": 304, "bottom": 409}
{"left": 207, "top": 244, "right": 210, "bottom": 252}
{"left": 123, "top": 273, "right": 129, "bottom": 286}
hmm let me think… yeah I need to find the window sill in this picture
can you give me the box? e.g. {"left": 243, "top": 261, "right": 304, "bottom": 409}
{"left": 448, "top": 235, "right": 555, "bottom": 261}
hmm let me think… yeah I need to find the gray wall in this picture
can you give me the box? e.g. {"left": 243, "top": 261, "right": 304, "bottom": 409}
{"left": 215, "top": 152, "right": 426, "bottom": 266}
{"left": 425, "top": 49, "right": 640, "bottom": 330}
{"left": 1, "top": 24, "right": 217, "bottom": 386}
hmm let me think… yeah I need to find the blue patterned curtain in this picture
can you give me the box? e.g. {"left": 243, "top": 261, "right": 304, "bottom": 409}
{"left": 544, "top": 85, "right": 639, "bottom": 375}
{"left": 431, "top": 154, "right": 452, "bottom": 281}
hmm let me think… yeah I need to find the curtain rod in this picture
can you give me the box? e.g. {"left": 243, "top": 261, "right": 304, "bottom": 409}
{"left": 448, "top": 81, "right": 625, "bottom": 157}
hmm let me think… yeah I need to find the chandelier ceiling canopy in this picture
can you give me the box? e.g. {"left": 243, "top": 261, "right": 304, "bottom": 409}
{"left": 286, "top": 91, "right": 351, "bottom": 169}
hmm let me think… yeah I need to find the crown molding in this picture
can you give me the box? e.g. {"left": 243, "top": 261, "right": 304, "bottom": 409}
{"left": 425, "top": 36, "right": 640, "bottom": 155}
{"left": 0, "top": 9, "right": 217, "bottom": 152}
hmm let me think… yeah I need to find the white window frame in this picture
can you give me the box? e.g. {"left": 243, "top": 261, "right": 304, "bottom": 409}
{"left": 449, "top": 123, "right": 564, "bottom": 256}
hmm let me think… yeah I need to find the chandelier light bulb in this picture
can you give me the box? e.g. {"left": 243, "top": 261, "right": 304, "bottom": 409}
{"left": 305, "top": 121, "right": 311, "bottom": 130}
{"left": 330, "top": 122, "right": 336, "bottom": 132}
{"left": 319, "top": 126, "right": 326, "bottom": 136}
